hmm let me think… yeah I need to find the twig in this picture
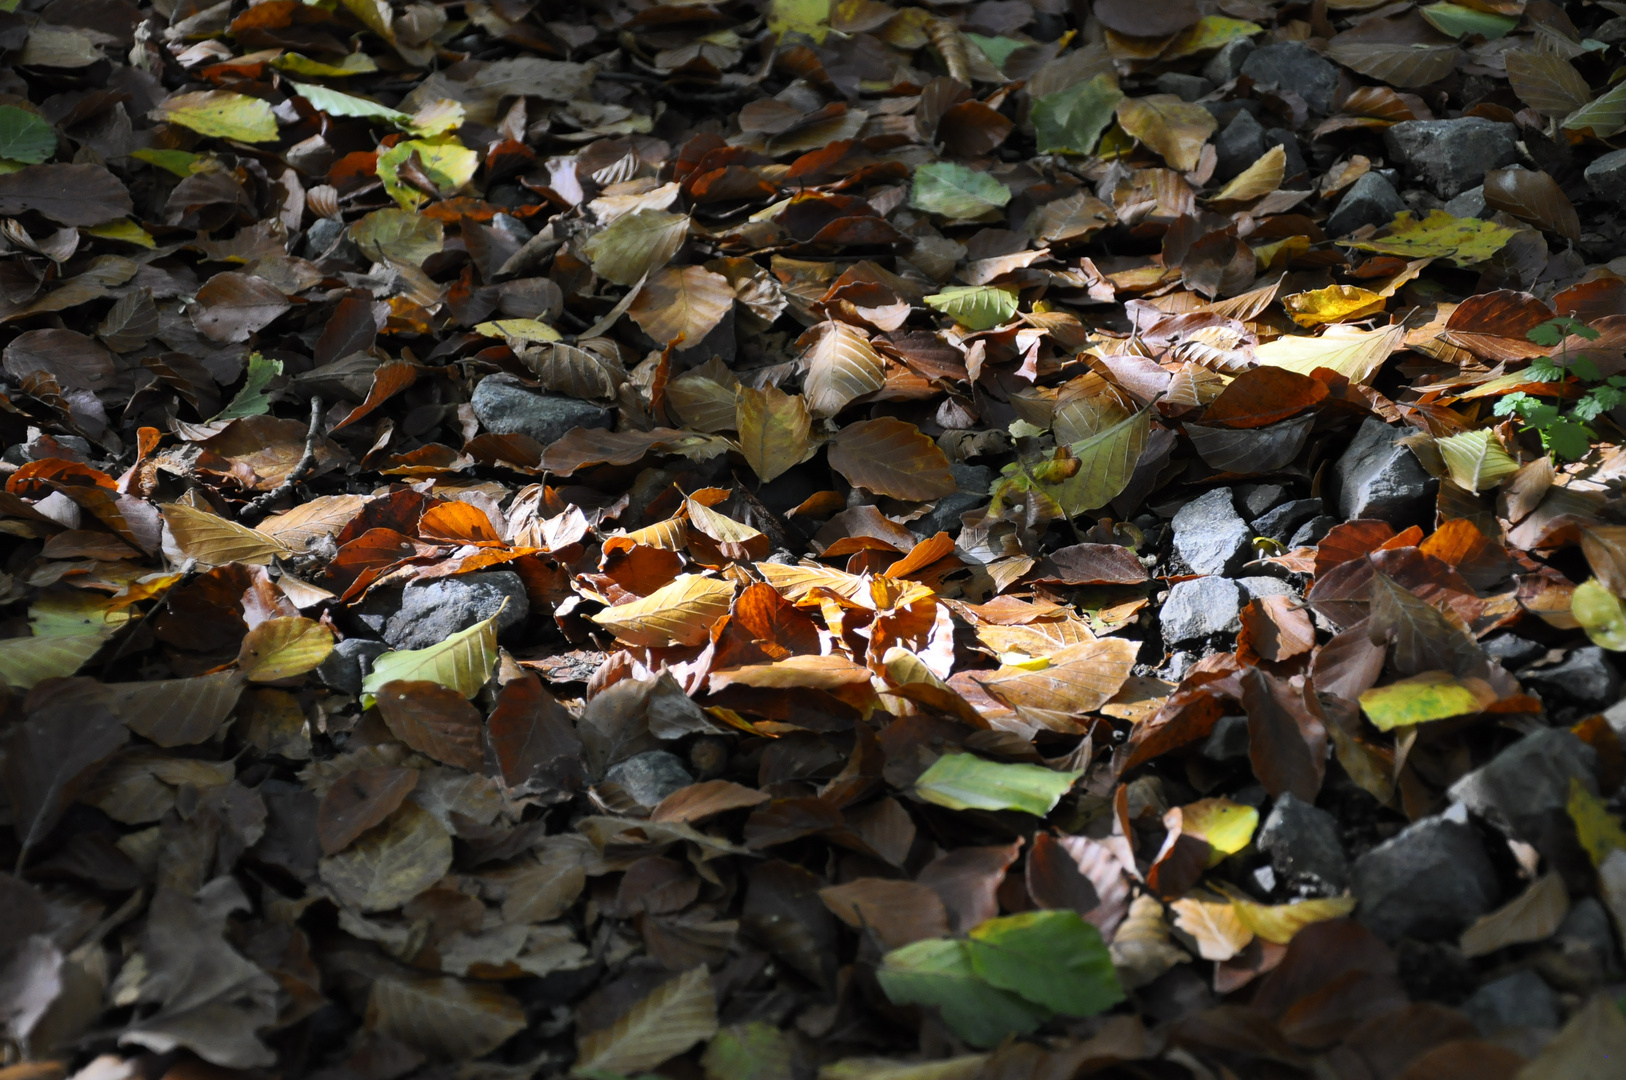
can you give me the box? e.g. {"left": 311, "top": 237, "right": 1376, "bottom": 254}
{"left": 239, "top": 395, "right": 323, "bottom": 524}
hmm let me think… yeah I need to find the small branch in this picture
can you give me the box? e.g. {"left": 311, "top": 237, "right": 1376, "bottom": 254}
{"left": 239, "top": 395, "right": 323, "bottom": 524}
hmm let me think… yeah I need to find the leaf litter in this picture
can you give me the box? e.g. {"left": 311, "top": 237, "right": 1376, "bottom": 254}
{"left": 4, "top": 0, "right": 1626, "bottom": 1078}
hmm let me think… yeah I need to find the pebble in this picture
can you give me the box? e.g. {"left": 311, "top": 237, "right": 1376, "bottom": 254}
{"left": 1258, "top": 793, "right": 1349, "bottom": 893}
{"left": 1520, "top": 647, "right": 1623, "bottom": 710}
{"left": 605, "top": 750, "right": 694, "bottom": 809}
{"left": 382, "top": 571, "right": 530, "bottom": 651}
{"left": 1172, "top": 488, "right": 1252, "bottom": 576}
{"left": 1326, "top": 173, "right": 1407, "bottom": 235}
{"left": 1585, "top": 148, "right": 1626, "bottom": 207}
{"left": 1240, "top": 41, "right": 1340, "bottom": 114}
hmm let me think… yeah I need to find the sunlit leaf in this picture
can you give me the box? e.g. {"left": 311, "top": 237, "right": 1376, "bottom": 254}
{"left": 1568, "top": 778, "right": 1626, "bottom": 868}
{"left": 157, "top": 91, "right": 280, "bottom": 142}
{"left": 736, "top": 386, "right": 812, "bottom": 484}
{"left": 361, "top": 608, "right": 501, "bottom": 704}
{"left": 1340, "top": 209, "right": 1520, "bottom": 267}
{"left": 1359, "top": 670, "right": 1491, "bottom": 731}
{"left": 1573, "top": 578, "right": 1626, "bottom": 651}
{"left": 924, "top": 285, "right": 1017, "bottom": 331}
{"left": 913, "top": 753, "right": 1082, "bottom": 816}
{"left": 591, "top": 574, "right": 735, "bottom": 647}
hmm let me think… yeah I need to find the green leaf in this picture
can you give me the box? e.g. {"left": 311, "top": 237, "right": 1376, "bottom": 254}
{"left": 271, "top": 52, "right": 378, "bottom": 77}
{"left": 965, "top": 910, "right": 1124, "bottom": 1017}
{"left": 376, "top": 137, "right": 479, "bottom": 210}
{"left": 1565, "top": 80, "right": 1626, "bottom": 139}
{"left": 912, "top": 752, "right": 1081, "bottom": 816}
{"left": 361, "top": 607, "right": 501, "bottom": 705}
{"left": 213, "top": 352, "right": 283, "bottom": 421}
{"left": 876, "top": 938, "right": 1048, "bottom": 1049}
{"left": 1419, "top": 2, "right": 1517, "bottom": 39}
{"left": 965, "top": 34, "right": 1025, "bottom": 71}
{"left": 923, "top": 286, "right": 1017, "bottom": 331}
{"left": 1435, "top": 429, "right": 1520, "bottom": 491}
{"left": 290, "top": 81, "right": 412, "bottom": 127}
{"left": 1568, "top": 777, "right": 1626, "bottom": 867}
{"left": 1359, "top": 671, "right": 1488, "bottom": 731}
{"left": 350, "top": 208, "right": 445, "bottom": 267}
{"left": 1574, "top": 578, "right": 1626, "bottom": 651}
{"left": 131, "top": 148, "right": 204, "bottom": 177}
{"left": 700, "top": 1022, "right": 792, "bottom": 1080}
{"left": 767, "top": 0, "right": 829, "bottom": 42}
{"left": 157, "top": 91, "right": 280, "bottom": 143}
{"left": 1340, "top": 210, "right": 1520, "bottom": 267}
{"left": 1032, "top": 74, "right": 1124, "bottom": 157}
{"left": 0, "top": 105, "right": 56, "bottom": 165}
{"left": 1048, "top": 408, "right": 1151, "bottom": 516}
{"left": 909, "top": 162, "right": 1011, "bottom": 220}
{"left": 1542, "top": 417, "right": 1593, "bottom": 461}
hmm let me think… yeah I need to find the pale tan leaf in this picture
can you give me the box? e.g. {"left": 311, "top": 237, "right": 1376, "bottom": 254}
{"left": 1210, "top": 145, "right": 1285, "bottom": 203}
{"left": 318, "top": 802, "right": 453, "bottom": 912}
{"left": 1460, "top": 872, "right": 1569, "bottom": 958}
{"left": 1512, "top": 993, "right": 1626, "bottom": 1080}
{"left": 1170, "top": 897, "right": 1253, "bottom": 961}
{"left": 1115, "top": 95, "right": 1216, "bottom": 172}
{"left": 1252, "top": 323, "right": 1405, "bottom": 384}
{"left": 737, "top": 385, "right": 813, "bottom": 484}
{"left": 590, "top": 574, "right": 735, "bottom": 647}
{"left": 666, "top": 372, "right": 739, "bottom": 433}
{"left": 628, "top": 265, "right": 734, "bottom": 346}
{"left": 576, "top": 965, "right": 718, "bottom": 1076}
{"left": 974, "top": 637, "right": 1138, "bottom": 717}
{"left": 828, "top": 417, "right": 956, "bottom": 501}
{"left": 162, "top": 502, "right": 291, "bottom": 567}
{"left": 255, "top": 494, "right": 369, "bottom": 550}
{"left": 801, "top": 321, "right": 886, "bottom": 417}
{"left": 237, "top": 616, "right": 333, "bottom": 681}
{"left": 582, "top": 209, "right": 690, "bottom": 286}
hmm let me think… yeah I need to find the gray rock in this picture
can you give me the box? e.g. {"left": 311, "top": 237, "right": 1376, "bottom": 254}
{"left": 1172, "top": 488, "right": 1252, "bottom": 576}
{"left": 303, "top": 216, "right": 360, "bottom": 261}
{"left": 1204, "top": 37, "right": 1255, "bottom": 84}
{"left": 1448, "top": 729, "right": 1598, "bottom": 839}
{"left": 1241, "top": 41, "right": 1339, "bottom": 113}
{"left": 1443, "top": 185, "right": 1489, "bottom": 218}
{"left": 1481, "top": 632, "right": 1545, "bottom": 669}
{"left": 1239, "top": 576, "right": 1297, "bottom": 602}
{"left": 1201, "top": 714, "right": 1250, "bottom": 761}
{"left": 1265, "top": 128, "right": 1309, "bottom": 181}
{"left": 915, "top": 461, "right": 990, "bottom": 538}
{"left": 1258, "top": 793, "right": 1349, "bottom": 893}
{"left": 1462, "top": 970, "right": 1559, "bottom": 1035}
{"left": 1252, "top": 498, "right": 1323, "bottom": 544}
{"left": 1213, "top": 110, "right": 1270, "bottom": 182}
{"left": 1585, "top": 148, "right": 1626, "bottom": 207}
{"left": 382, "top": 571, "right": 529, "bottom": 651}
{"left": 1383, "top": 118, "right": 1520, "bottom": 198}
{"left": 1333, "top": 417, "right": 1436, "bottom": 526}
{"left": 1606, "top": 697, "right": 1626, "bottom": 739}
{"left": 1352, "top": 816, "right": 1499, "bottom": 941}
{"left": 1289, "top": 515, "right": 1336, "bottom": 547}
{"left": 1326, "top": 173, "right": 1407, "bottom": 235}
{"left": 1160, "top": 576, "right": 1243, "bottom": 643}
{"left": 605, "top": 750, "right": 693, "bottom": 809}
{"left": 317, "top": 638, "right": 389, "bottom": 696}
{"left": 1550, "top": 897, "right": 1622, "bottom": 981}
{"left": 1155, "top": 72, "right": 1212, "bottom": 102}
{"left": 1521, "top": 647, "right": 1623, "bottom": 709}
{"left": 470, "top": 374, "right": 612, "bottom": 447}
{"left": 1237, "top": 484, "right": 1288, "bottom": 520}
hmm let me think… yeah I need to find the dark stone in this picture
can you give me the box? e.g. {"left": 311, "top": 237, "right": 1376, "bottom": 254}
{"left": 1252, "top": 498, "right": 1323, "bottom": 543}
{"left": 1160, "top": 576, "right": 1242, "bottom": 643}
{"left": 605, "top": 750, "right": 693, "bottom": 809}
{"left": 1258, "top": 793, "right": 1349, "bottom": 893}
{"left": 1480, "top": 632, "right": 1546, "bottom": 669}
{"left": 1520, "top": 647, "right": 1622, "bottom": 709}
{"left": 1172, "top": 488, "right": 1251, "bottom": 576}
{"left": 1447, "top": 728, "right": 1599, "bottom": 840}
{"left": 1241, "top": 41, "right": 1340, "bottom": 113}
{"left": 1265, "top": 128, "right": 1308, "bottom": 181}
{"left": 470, "top": 373, "right": 612, "bottom": 447}
{"left": 1443, "top": 185, "right": 1489, "bottom": 218}
{"left": 1213, "top": 109, "right": 1269, "bottom": 182}
{"left": 1383, "top": 118, "right": 1521, "bottom": 198}
{"left": 1462, "top": 970, "right": 1559, "bottom": 1035}
{"left": 1326, "top": 173, "right": 1406, "bottom": 235}
{"left": 1237, "top": 483, "right": 1288, "bottom": 520}
{"left": 1332, "top": 417, "right": 1436, "bottom": 526}
{"left": 1204, "top": 37, "right": 1255, "bottom": 84}
{"left": 1289, "top": 515, "right": 1336, "bottom": 547}
{"left": 382, "top": 571, "right": 530, "bottom": 651}
{"left": 1547, "top": 897, "right": 1623, "bottom": 983}
{"left": 914, "top": 461, "right": 991, "bottom": 538}
{"left": 303, "top": 216, "right": 360, "bottom": 262}
{"left": 1585, "top": 148, "right": 1626, "bottom": 207}
{"left": 1154, "top": 72, "right": 1212, "bottom": 102}
{"left": 1352, "top": 816, "right": 1499, "bottom": 941}
{"left": 1201, "top": 714, "right": 1250, "bottom": 761}
{"left": 316, "top": 638, "right": 389, "bottom": 696}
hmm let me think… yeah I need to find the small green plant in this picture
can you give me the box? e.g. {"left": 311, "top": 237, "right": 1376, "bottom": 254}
{"left": 1493, "top": 316, "right": 1622, "bottom": 462}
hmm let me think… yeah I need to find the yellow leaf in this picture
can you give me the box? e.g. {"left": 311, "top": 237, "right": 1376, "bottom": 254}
{"left": 1226, "top": 891, "right": 1357, "bottom": 945}
{"left": 1340, "top": 209, "right": 1520, "bottom": 268}
{"left": 1573, "top": 578, "right": 1626, "bottom": 651}
{"left": 590, "top": 574, "right": 735, "bottom": 647}
{"left": 1176, "top": 798, "right": 1259, "bottom": 865}
{"left": 1210, "top": 144, "right": 1285, "bottom": 202}
{"left": 767, "top": 0, "right": 830, "bottom": 42}
{"left": 474, "top": 318, "right": 561, "bottom": 343}
{"left": 161, "top": 503, "right": 292, "bottom": 567}
{"left": 736, "top": 386, "right": 812, "bottom": 484}
{"left": 82, "top": 219, "right": 156, "bottom": 248}
{"left": 1568, "top": 777, "right": 1626, "bottom": 868}
{"left": 237, "top": 616, "right": 334, "bottom": 681}
{"left": 1280, "top": 283, "right": 1387, "bottom": 327}
{"left": 1253, "top": 323, "right": 1406, "bottom": 384}
{"left": 1115, "top": 94, "right": 1217, "bottom": 172}
{"left": 157, "top": 91, "right": 279, "bottom": 142}
{"left": 376, "top": 137, "right": 478, "bottom": 211}
{"left": 271, "top": 51, "right": 378, "bottom": 77}
{"left": 361, "top": 608, "right": 500, "bottom": 703}
{"left": 1359, "top": 670, "right": 1493, "bottom": 731}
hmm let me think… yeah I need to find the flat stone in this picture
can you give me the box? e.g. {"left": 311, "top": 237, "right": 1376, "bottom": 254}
{"left": 914, "top": 461, "right": 990, "bottom": 538}
{"left": 1520, "top": 647, "right": 1623, "bottom": 709}
{"left": 1238, "top": 576, "right": 1297, "bottom": 602}
{"left": 316, "top": 638, "right": 389, "bottom": 696}
{"left": 1481, "top": 632, "right": 1546, "bottom": 669}
{"left": 1252, "top": 498, "right": 1323, "bottom": 544}
{"left": 1326, "top": 173, "right": 1406, "bottom": 235}
{"left": 1201, "top": 714, "right": 1250, "bottom": 761}
{"left": 1241, "top": 41, "right": 1340, "bottom": 113}
{"left": 1585, "top": 148, "right": 1626, "bottom": 207}
{"left": 1213, "top": 109, "right": 1270, "bottom": 182}
{"left": 605, "top": 750, "right": 693, "bottom": 809}
{"left": 1289, "top": 515, "right": 1336, "bottom": 547}
{"left": 1443, "top": 185, "right": 1489, "bottom": 218}
{"left": 1259, "top": 793, "right": 1348, "bottom": 894}
{"left": 1352, "top": 815, "right": 1500, "bottom": 941}
{"left": 1448, "top": 728, "right": 1599, "bottom": 840}
{"left": 1382, "top": 118, "right": 1520, "bottom": 198}
{"left": 1172, "top": 488, "right": 1251, "bottom": 576}
{"left": 382, "top": 571, "right": 530, "bottom": 651}
{"left": 1333, "top": 417, "right": 1436, "bottom": 527}
{"left": 1160, "top": 576, "right": 1243, "bottom": 643}
{"left": 1204, "top": 37, "right": 1255, "bottom": 84}
{"left": 1155, "top": 72, "right": 1212, "bottom": 101}
{"left": 471, "top": 374, "right": 612, "bottom": 447}
{"left": 1462, "top": 970, "right": 1559, "bottom": 1035}
{"left": 1237, "top": 483, "right": 1288, "bottom": 520}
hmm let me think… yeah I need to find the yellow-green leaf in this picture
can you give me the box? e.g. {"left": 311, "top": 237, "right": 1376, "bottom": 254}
{"left": 1177, "top": 798, "right": 1258, "bottom": 866}
{"left": 157, "top": 91, "right": 279, "bottom": 143}
{"left": 272, "top": 52, "right": 378, "bottom": 77}
{"left": 767, "top": 0, "right": 829, "bottom": 42}
{"left": 924, "top": 285, "right": 1018, "bottom": 331}
{"left": 1568, "top": 777, "right": 1626, "bottom": 868}
{"left": 1573, "top": 578, "right": 1626, "bottom": 651}
{"left": 1340, "top": 209, "right": 1520, "bottom": 267}
{"left": 361, "top": 607, "right": 501, "bottom": 704}
{"left": 475, "top": 318, "right": 561, "bottom": 343}
{"left": 376, "top": 137, "right": 478, "bottom": 211}
{"left": 237, "top": 616, "right": 334, "bottom": 681}
{"left": 1436, "top": 429, "right": 1520, "bottom": 492}
{"left": 1048, "top": 409, "right": 1150, "bottom": 516}
{"left": 1359, "top": 670, "right": 1491, "bottom": 731}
